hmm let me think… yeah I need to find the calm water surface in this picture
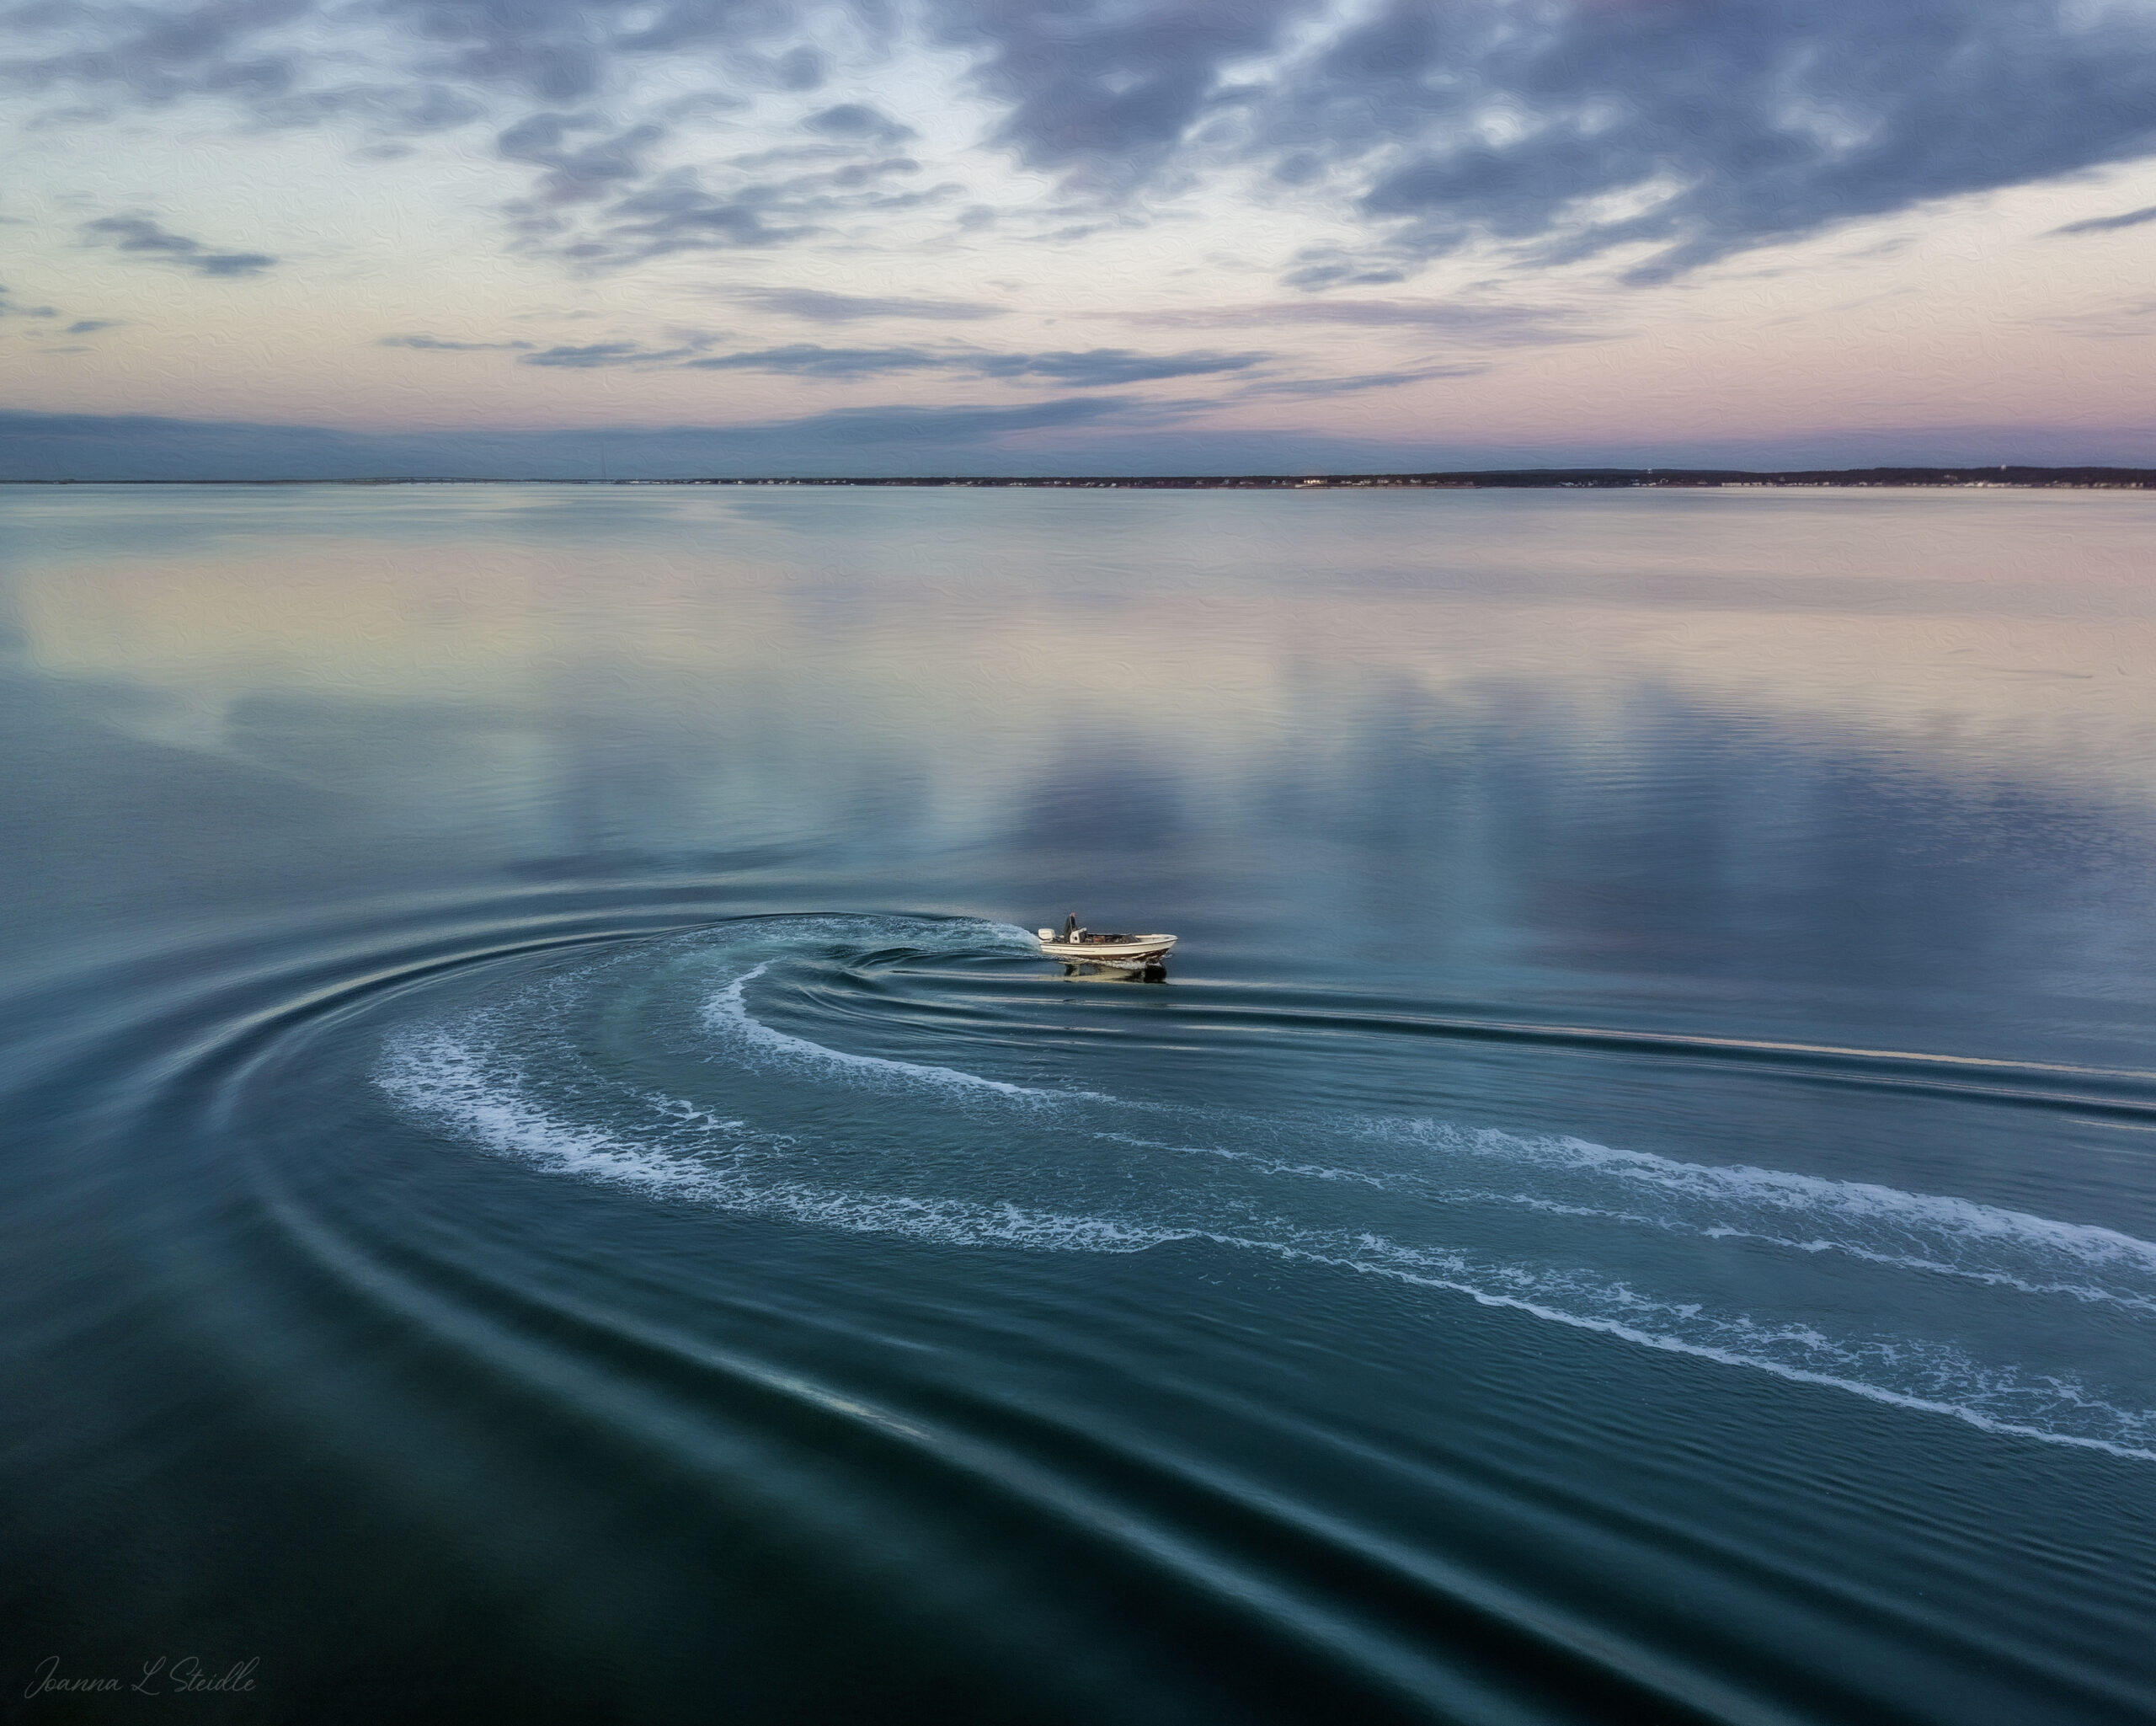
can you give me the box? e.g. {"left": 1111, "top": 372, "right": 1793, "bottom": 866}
{"left": 3, "top": 484, "right": 2154, "bottom": 1722}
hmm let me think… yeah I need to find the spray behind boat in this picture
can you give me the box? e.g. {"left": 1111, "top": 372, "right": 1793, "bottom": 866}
{"left": 1035, "top": 912, "right": 1177, "bottom": 975}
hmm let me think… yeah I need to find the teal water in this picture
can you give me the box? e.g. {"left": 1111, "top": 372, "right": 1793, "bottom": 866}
{"left": 3, "top": 484, "right": 2153, "bottom": 1722}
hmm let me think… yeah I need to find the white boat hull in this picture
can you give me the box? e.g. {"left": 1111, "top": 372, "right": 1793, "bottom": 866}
{"left": 1038, "top": 934, "right": 1177, "bottom": 966}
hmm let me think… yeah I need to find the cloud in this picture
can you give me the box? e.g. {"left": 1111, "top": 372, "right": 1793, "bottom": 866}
{"left": 972, "top": 347, "right": 1265, "bottom": 386}
{"left": 2026, "top": 296, "right": 2156, "bottom": 339}
{"left": 746, "top": 394, "right": 1130, "bottom": 445}
{"left": 1253, "top": 0, "right": 2156, "bottom": 281}
{"left": 15, "top": 0, "right": 2156, "bottom": 286}
{"left": 0, "top": 284, "right": 58, "bottom": 318}
{"left": 496, "top": 112, "right": 666, "bottom": 204}
{"left": 682, "top": 343, "right": 947, "bottom": 377}
{"left": 379, "top": 333, "right": 535, "bottom": 350}
{"left": 939, "top": 0, "right": 1308, "bottom": 190}
{"left": 2050, "top": 203, "right": 2156, "bottom": 237}
{"left": 544, "top": 167, "right": 808, "bottom": 255}
{"left": 0, "top": 0, "right": 314, "bottom": 113}
{"left": 1229, "top": 364, "right": 1486, "bottom": 399}
{"left": 246, "top": 81, "right": 485, "bottom": 135}
{"left": 723, "top": 287, "right": 1009, "bottom": 323}
{"left": 802, "top": 102, "right": 913, "bottom": 146}
{"left": 934, "top": 0, "right": 2156, "bottom": 275}
{"left": 0, "top": 1, "right": 899, "bottom": 267}
{"left": 66, "top": 318, "right": 120, "bottom": 334}
{"left": 1115, "top": 298, "right": 1599, "bottom": 345}
{"left": 513, "top": 339, "right": 1272, "bottom": 385}
{"left": 81, "top": 215, "right": 276, "bottom": 275}
{"left": 520, "top": 339, "right": 705, "bottom": 367}
{"left": 771, "top": 45, "right": 827, "bottom": 91}
{"left": 507, "top": 155, "right": 953, "bottom": 266}
{"left": 406, "top": 32, "right": 939, "bottom": 268}
{"left": 469, "top": 337, "right": 1267, "bottom": 385}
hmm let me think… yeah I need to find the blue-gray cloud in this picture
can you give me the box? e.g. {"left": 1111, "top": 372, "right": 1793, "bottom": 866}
{"left": 82, "top": 215, "right": 277, "bottom": 276}
{"left": 0, "top": 284, "right": 57, "bottom": 318}
{"left": 521, "top": 339, "right": 706, "bottom": 367}
{"left": 2030, "top": 297, "right": 2156, "bottom": 339}
{"left": 379, "top": 333, "right": 535, "bottom": 350}
{"left": 1230, "top": 364, "right": 1485, "bottom": 398}
{"left": 1254, "top": 0, "right": 2156, "bottom": 281}
{"left": 802, "top": 102, "right": 912, "bottom": 145}
{"left": 747, "top": 394, "right": 1129, "bottom": 443}
{"left": 504, "top": 147, "right": 950, "bottom": 265}
{"left": 496, "top": 112, "right": 667, "bottom": 204}
{"left": 680, "top": 343, "right": 950, "bottom": 377}
{"left": 14, "top": 0, "right": 2156, "bottom": 281}
{"left": 950, "top": 0, "right": 2156, "bottom": 276}
{"left": 2050, "top": 204, "right": 2156, "bottom": 238}
{"left": 725, "top": 286, "right": 1008, "bottom": 322}
{"left": 500, "top": 339, "right": 1271, "bottom": 385}
{"left": 66, "top": 318, "right": 120, "bottom": 334}
{"left": 403, "top": 332, "right": 1473, "bottom": 398}
{"left": 942, "top": 0, "right": 1306, "bottom": 190}
{"left": 1117, "top": 298, "right": 1599, "bottom": 345}
{"left": 971, "top": 347, "right": 1264, "bottom": 386}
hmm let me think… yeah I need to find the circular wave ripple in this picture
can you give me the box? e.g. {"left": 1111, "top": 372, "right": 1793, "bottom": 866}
{"left": 377, "top": 914, "right": 2156, "bottom": 1463}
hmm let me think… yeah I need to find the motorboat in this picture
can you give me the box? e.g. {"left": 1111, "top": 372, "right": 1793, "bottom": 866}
{"left": 1036, "top": 916, "right": 1177, "bottom": 969}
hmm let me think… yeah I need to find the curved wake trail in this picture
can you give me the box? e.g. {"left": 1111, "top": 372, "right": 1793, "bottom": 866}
{"left": 705, "top": 962, "right": 1095, "bottom": 1101}
{"left": 382, "top": 1026, "right": 1183, "bottom": 1254}
{"left": 377, "top": 916, "right": 2156, "bottom": 1463}
{"left": 1367, "top": 1120, "right": 2156, "bottom": 1314}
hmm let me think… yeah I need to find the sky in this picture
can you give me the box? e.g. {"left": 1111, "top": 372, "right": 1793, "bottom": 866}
{"left": 4, "top": 0, "right": 2156, "bottom": 476}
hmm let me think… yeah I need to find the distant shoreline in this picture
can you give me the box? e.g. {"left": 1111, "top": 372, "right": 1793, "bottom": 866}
{"left": 6, "top": 467, "right": 2155, "bottom": 489}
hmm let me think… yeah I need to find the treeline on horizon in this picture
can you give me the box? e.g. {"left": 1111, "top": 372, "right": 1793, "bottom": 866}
{"left": 674, "top": 467, "right": 2156, "bottom": 489}
{"left": 13, "top": 467, "right": 2156, "bottom": 489}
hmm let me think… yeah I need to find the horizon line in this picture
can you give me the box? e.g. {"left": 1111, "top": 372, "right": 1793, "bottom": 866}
{"left": 7, "top": 465, "right": 2156, "bottom": 490}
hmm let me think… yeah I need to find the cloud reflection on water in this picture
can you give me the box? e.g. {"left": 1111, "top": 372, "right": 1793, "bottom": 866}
{"left": 4, "top": 484, "right": 2155, "bottom": 1032}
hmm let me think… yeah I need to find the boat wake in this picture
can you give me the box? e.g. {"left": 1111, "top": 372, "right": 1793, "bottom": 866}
{"left": 377, "top": 915, "right": 2156, "bottom": 1462}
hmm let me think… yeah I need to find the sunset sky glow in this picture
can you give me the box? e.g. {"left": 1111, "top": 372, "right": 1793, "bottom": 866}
{"left": 6, "top": 0, "right": 2156, "bottom": 474}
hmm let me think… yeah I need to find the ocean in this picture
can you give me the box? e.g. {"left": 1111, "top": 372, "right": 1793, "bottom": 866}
{"left": 3, "top": 482, "right": 2153, "bottom": 1722}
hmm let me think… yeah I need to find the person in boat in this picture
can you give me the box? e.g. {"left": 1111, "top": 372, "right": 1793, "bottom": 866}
{"left": 1065, "top": 912, "right": 1080, "bottom": 943}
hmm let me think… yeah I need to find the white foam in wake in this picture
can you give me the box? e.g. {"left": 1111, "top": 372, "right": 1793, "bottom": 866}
{"left": 373, "top": 915, "right": 2156, "bottom": 1465}
{"left": 702, "top": 963, "right": 1068, "bottom": 1099}
{"left": 1244, "top": 1232, "right": 2156, "bottom": 1462}
{"left": 382, "top": 1027, "right": 1176, "bottom": 1254}
{"left": 1386, "top": 1120, "right": 2156, "bottom": 1313}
